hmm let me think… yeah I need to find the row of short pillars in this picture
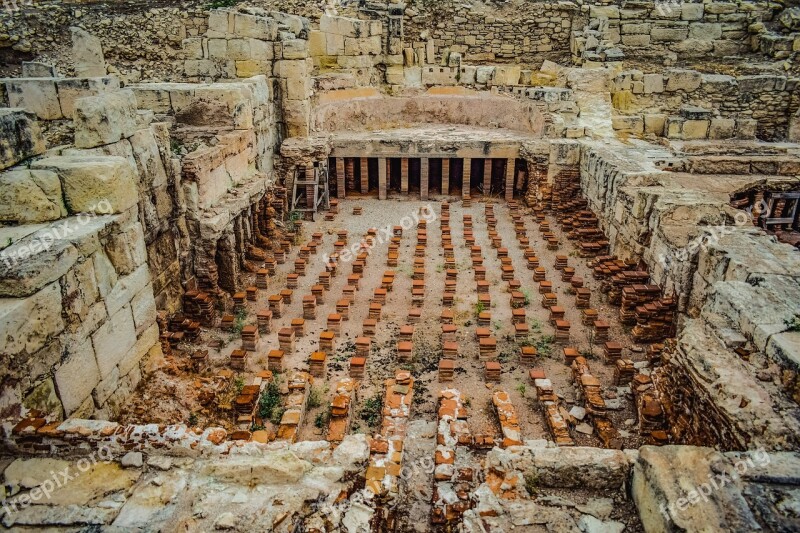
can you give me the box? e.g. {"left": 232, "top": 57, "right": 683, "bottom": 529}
{"left": 333, "top": 157, "right": 524, "bottom": 201}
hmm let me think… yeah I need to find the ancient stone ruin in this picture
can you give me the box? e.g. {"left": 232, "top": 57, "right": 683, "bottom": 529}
{"left": 0, "top": 0, "right": 799, "bottom": 531}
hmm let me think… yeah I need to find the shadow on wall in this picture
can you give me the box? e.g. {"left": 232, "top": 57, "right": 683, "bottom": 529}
{"left": 311, "top": 90, "right": 545, "bottom": 135}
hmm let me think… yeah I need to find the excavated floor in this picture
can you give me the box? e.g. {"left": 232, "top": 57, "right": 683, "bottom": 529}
{"left": 120, "top": 197, "right": 651, "bottom": 452}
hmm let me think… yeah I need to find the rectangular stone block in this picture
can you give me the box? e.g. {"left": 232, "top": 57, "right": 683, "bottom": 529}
{"left": 92, "top": 304, "right": 137, "bottom": 378}
{"left": 2, "top": 78, "right": 63, "bottom": 120}
{"left": 233, "top": 12, "right": 278, "bottom": 40}
{"left": 55, "top": 338, "right": 101, "bottom": 415}
{"left": 73, "top": 89, "right": 138, "bottom": 148}
{"left": 56, "top": 76, "right": 121, "bottom": 117}
{"left": 0, "top": 108, "right": 45, "bottom": 170}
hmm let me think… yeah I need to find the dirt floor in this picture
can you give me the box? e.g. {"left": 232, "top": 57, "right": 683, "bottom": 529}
{"left": 121, "top": 193, "right": 650, "bottom": 444}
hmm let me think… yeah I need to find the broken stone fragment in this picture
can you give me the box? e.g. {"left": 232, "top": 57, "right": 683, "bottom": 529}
{"left": 71, "top": 27, "right": 106, "bottom": 78}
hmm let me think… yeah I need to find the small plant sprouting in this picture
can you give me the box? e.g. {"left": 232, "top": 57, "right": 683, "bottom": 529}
{"left": 524, "top": 473, "right": 538, "bottom": 496}
{"left": 785, "top": 314, "right": 800, "bottom": 332}
{"left": 475, "top": 301, "right": 486, "bottom": 316}
{"left": 314, "top": 407, "right": 331, "bottom": 429}
{"left": 258, "top": 381, "right": 281, "bottom": 421}
{"left": 233, "top": 377, "right": 245, "bottom": 395}
{"left": 360, "top": 394, "right": 383, "bottom": 428}
{"left": 307, "top": 386, "right": 324, "bottom": 410}
{"left": 188, "top": 412, "right": 198, "bottom": 426}
{"left": 515, "top": 383, "right": 527, "bottom": 398}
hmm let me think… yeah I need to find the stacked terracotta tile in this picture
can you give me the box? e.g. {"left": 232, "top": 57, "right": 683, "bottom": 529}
{"left": 492, "top": 390, "right": 522, "bottom": 447}
{"left": 241, "top": 325, "right": 258, "bottom": 351}
{"left": 308, "top": 351, "right": 327, "bottom": 378}
{"left": 327, "top": 378, "right": 357, "bottom": 444}
{"left": 365, "top": 370, "right": 414, "bottom": 499}
{"left": 632, "top": 295, "right": 677, "bottom": 343}
{"left": 229, "top": 349, "right": 247, "bottom": 370}
{"left": 613, "top": 359, "right": 636, "bottom": 385}
{"left": 432, "top": 389, "right": 474, "bottom": 525}
{"left": 276, "top": 372, "right": 311, "bottom": 443}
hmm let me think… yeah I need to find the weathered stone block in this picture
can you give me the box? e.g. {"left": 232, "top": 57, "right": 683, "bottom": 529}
{"left": 3, "top": 78, "right": 63, "bottom": 120}
{"left": 0, "top": 169, "right": 67, "bottom": 223}
{"left": 682, "top": 119, "right": 709, "bottom": 139}
{"left": 688, "top": 22, "right": 722, "bottom": 40}
{"left": 185, "top": 59, "right": 220, "bottom": 78}
{"left": 233, "top": 12, "right": 278, "bottom": 40}
{"left": 0, "top": 109, "right": 45, "bottom": 170}
{"left": 92, "top": 304, "right": 137, "bottom": 378}
{"left": 665, "top": 69, "right": 702, "bottom": 92}
{"left": 708, "top": 118, "right": 736, "bottom": 139}
{"left": 55, "top": 338, "right": 101, "bottom": 415}
{"left": 681, "top": 3, "right": 705, "bottom": 21}
{"left": 56, "top": 77, "right": 121, "bottom": 117}
{"left": 0, "top": 281, "right": 64, "bottom": 357}
{"left": 651, "top": 27, "right": 688, "bottom": 42}
{"left": 32, "top": 155, "right": 138, "bottom": 214}
{"left": 71, "top": 27, "right": 106, "bottom": 78}
{"left": 73, "top": 90, "right": 138, "bottom": 148}
{"left": 207, "top": 38, "right": 228, "bottom": 60}
{"left": 644, "top": 114, "right": 667, "bottom": 135}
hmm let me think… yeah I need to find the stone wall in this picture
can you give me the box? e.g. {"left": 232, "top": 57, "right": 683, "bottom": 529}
{"left": 611, "top": 69, "right": 800, "bottom": 141}
{"left": 576, "top": 138, "right": 800, "bottom": 451}
{"left": 0, "top": 99, "right": 161, "bottom": 420}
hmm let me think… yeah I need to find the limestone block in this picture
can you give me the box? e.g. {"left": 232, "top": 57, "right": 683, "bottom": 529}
{"left": 735, "top": 119, "right": 757, "bottom": 139}
{"left": 63, "top": 255, "right": 99, "bottom": 318}
{"left": 643, "top": 114, "right": 667, "bottom": 135}
{"left": 589, "top": 5, "right": 620, "bottom": 19}
{"left": 73, "top": 89, "right": 138, "bottom": 148}
{"left": 56, "top": 76, "right": 121, "bottom": 117}
{"left": 493, "top": 65, "right": 522, "bottom": 86}
{"left": 104, "top": 222, "right": 147, "bottom": 277}
{"left": 621, "top": 34, "right": 651, "bottom": 46}
{"left": 0, "top": 169, "right": 67, "bottom": 223}
{"left": 0, "top": 109, "right": 45, "bottom": 170}
{"left": 185, "top": 59, "right": 220, "bottom": 78}
{"left": 708, "top": 118, "right": 736, "bottom": 139}
{"left": 682, "top": 119, "right": 709, "bottom": 139}
{"left": 21, "top": 61, "right": 56, "bottom": 77}
{"left": 476, "top": 66, "right": 495, "bottom": 85}
{"left": 55, "top": 338, "right": 101, "bottom": 415}
{"left": 681, "top": 3, "right": 704, "bottom": 21}
{"left": 3, "top": 78, "right": 63, "bottom": 120}
{"left": 325, "top": 33, "right": 345, "bottom": 56}
{"left": 129, "top": 86, "right": 171, "bottom": 113}
{"left": 175, "top": 85, "right": 254, "bottom": 130}
{"left": 403, "top": 66, "right": 422, "bottom": 88}
{"left": 664, "top": 69, "right": 702, "bottom": 92}
{"left": 460, "top": 66, "right": 477, "bottom": 85}
{"left": 281, "top": 39, "right": 308, "bottom": 60}
{"left": 688, "top": 23, "right": 722, "bottom": 40}
{"left": 118, "top": 321, "right": 158, "bottom": 379}
{"left": 233, "top": 12, "right": 278, "bottom": 40}
{"left": 182, "top": 38, "right": 204, "bottom": 60}
{"left": 308, "top": 30, "right": 326, "bottom": 57}
{"left": 612, "top": 115, "right": 643, "bottom": 134}
{"left": 633, "top": 446, "right": 762, "bottom": 532}
{"left": 224, "top": 39, "right": 249, "bottom": 61}
{"left": 207, "top": 9, "right": 232, "bottom": 37}
{"left": 385, "top": 65, "right": 404, "bottom": 85}
{"left": 0, "top": 281, "right": 64, "bottom": 357}
{"left": 235, "top": 60, "right": 270, "bottom": 78}
{"left": 249, "top": 38, "right": 273, "bottom": 61}
{"left": 93, "top": 250, "right": 118, "bottom": 298}
{"left": 92, "top": 304, "right": 137, "bottom": 378}
{"left": 320, "top": 15, "right": 369, "bottom": 38}
{"left": 71, "top": 27, "right": 106, "bottom": 78}
{"left": 129, "top": 128, "right": 168, "bottom": 189}
{"left": 621, "top": 23, "right": 651, "bottom": 34}
{"left": 283, "top": 99, "right": 310, "bottom": 138}
{"left": 104, "top": 263, "right": 150, "bottom": 317}
{"left": 651, "top": 27, "right": 688, "bottom": 42}
{"left": 705, "top": 2, "right": 738, "bottom": 15}
{"left": 131, "top": 283, "right": 157, "bottom": 334}
{"left": 207, "top": 38, "right": 228, "bottom": 60}
{"left": 31, "top": 155, "right": 138, "bottom": 214}
{"left": 665, "top": 116, "right": 683, "bottom": 139}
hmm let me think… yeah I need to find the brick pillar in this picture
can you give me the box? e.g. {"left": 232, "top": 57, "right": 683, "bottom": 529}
{"left": 442, "top": 158, "right": 450, "bottom": 196}
{"left": 505, "top": 158, "right": 515, "bottom": 201}
{"left": 401, "top": 157, "right": 409, "bottom": 195}
{"left": 360, "top": 157, "right": 369, "bottom": 193}
{"left": 483, "top": 158, "right": 492, "bottom": 196}
{"left": 336, "top": 158, "right": 346, "bottom": 199}
{"left": 420, "top": 157, "right": 429, "bottom": 201}
{"left": 378, "top": 157, "right": 387, "bottom": 200}
{"left": 345, "top": 158, "right": 355, "bottom": 195}
{"left": 462, "top": 158, "right": 471, "bottom": 199}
